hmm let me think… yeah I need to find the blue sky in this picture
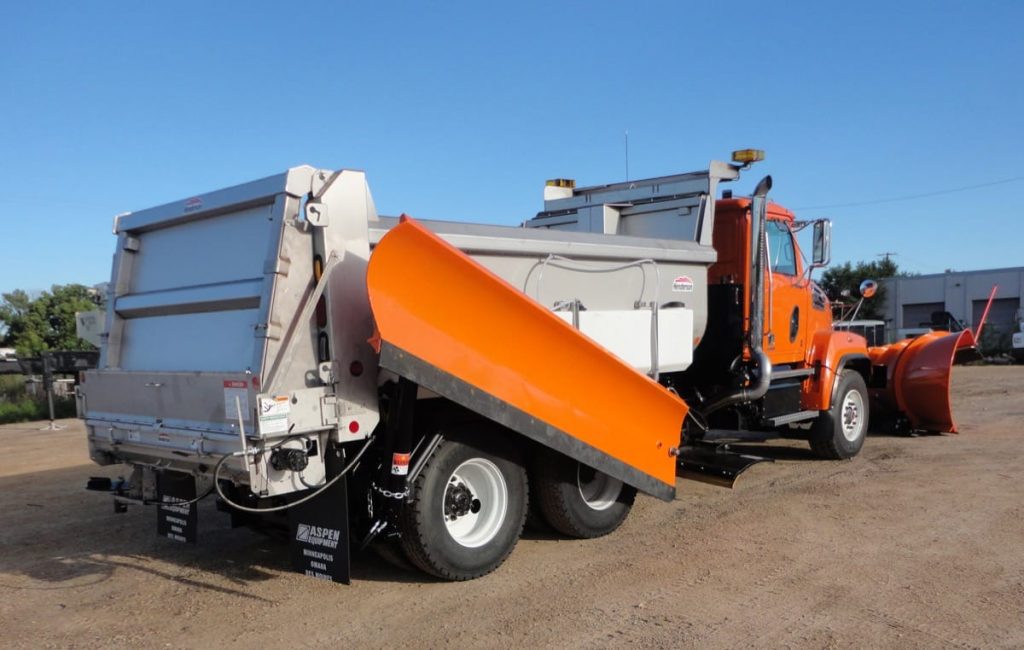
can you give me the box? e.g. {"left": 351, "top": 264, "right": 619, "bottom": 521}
{"left": 1, "top": 1, "right": 1021, "bottom": 295}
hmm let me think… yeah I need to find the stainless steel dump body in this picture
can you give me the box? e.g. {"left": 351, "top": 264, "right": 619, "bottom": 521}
{"left": 81, "top": 162, "right": 736, "bottom": 496}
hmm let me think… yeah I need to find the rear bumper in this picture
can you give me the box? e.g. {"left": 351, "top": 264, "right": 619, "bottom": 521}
{"left": 85, "top": 417, "right": 249, "bottom": 480}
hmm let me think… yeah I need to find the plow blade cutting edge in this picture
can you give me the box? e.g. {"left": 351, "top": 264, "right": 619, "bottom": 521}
{"left": 366, "top": 216, "right": 688, "bottom": 501}
{"left": 867, "top": 329, "right": 975, "bottom": 433}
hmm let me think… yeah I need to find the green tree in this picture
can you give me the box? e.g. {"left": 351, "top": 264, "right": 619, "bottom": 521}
{"left": 0, "top": 284, "right": 101, "bottom": 356}
{"left": 819, "top": 258, "right": 899, "bottom": 320}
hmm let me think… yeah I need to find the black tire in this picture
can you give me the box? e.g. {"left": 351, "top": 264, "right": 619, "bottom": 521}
{"left": 524, "top": 495, "right": 552, "bottom": 533}
{"left": 809, "top": 369, "right": 869, "bottom": 459}
{"left": 534, "top": 452, "right": 637, "bottom": 539}
{"left": 399, "top": 430, "right": 527, "bottom": 581}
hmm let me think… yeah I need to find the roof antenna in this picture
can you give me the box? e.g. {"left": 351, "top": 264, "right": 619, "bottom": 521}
{"left": 624, "top": 130, "right": 630, "bottom": 182}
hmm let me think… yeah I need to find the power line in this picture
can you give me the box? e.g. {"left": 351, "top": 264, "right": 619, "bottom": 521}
{"left": 793, "top": 175, "right": 1024, "bottom": 211}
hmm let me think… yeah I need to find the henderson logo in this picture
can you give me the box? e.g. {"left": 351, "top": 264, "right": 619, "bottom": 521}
{"left": 672, "top": 275, "right": 695, "bottom": 293}
{"left": 295, "top": 523, "right": 341, "bottom": 549}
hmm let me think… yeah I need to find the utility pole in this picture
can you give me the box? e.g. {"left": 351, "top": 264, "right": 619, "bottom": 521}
{"left": 877, "top": 252, "right": 898, "bottom": 263}
{"left": 39, "top": 352, "right": 66, "bottom": 431}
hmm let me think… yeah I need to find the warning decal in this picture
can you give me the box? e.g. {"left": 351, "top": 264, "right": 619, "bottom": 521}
{"left": 223, "top": 380, "right": 250, "bottom": 421}
{"left": 258, "top": 395, "right": 291, "bottom": 435}
{"left": 391, "top": 453, "right": 411, "bottom": 476}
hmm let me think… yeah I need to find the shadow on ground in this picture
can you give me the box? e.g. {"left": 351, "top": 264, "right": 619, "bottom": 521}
{"left": 0, "top": 464, "right": 436, "bottom": 592}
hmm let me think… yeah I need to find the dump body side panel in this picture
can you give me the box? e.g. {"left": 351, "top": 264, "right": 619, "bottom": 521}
{"left": 369, "top": 217, "right": 714, "bottom": 375}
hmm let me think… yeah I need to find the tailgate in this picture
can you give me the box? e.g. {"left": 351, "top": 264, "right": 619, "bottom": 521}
{"left": 82, "top": 167, "right": 320, "bottom": 436}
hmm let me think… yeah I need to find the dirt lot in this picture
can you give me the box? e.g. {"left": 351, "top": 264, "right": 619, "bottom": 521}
{"left": 2, "top": 365, "right": 1023, "bottom": 648}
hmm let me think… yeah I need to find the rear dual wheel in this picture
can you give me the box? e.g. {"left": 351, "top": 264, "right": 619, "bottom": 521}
{"left": 533, "top": 452, "right": 636, "bottom": 539}
{"left": 398, "top": 431, "right": 528, "bottom": 581}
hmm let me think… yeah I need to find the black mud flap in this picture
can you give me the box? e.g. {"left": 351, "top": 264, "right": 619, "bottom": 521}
{"left": 676, "top": 443, "right": 772, "bottom": 489}
{"left": 156, "top": 471, "right": 198, "bottom": 543}
{"left": 288, "top": 445, "right": 351, "bottom": 584}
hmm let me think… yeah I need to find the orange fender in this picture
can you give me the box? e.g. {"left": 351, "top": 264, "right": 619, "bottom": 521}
{"left": 868, "top": 330, "right": 972, "bottom": 433}
{"left": 366, "top": 216, "right": 687, "bottom": 500}
{"left": 802, "top": 329, "right": 870, "bottom": 411}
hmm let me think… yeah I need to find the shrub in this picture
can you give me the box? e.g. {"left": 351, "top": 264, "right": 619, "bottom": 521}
{"left": 0, "top": 375, "right": 26, "bottom": 402}
{"left": 0, "top": 395, "right": 76, "bottom": 424}
{"left": 0, "top": 399, "right": 44, "bottom": 423}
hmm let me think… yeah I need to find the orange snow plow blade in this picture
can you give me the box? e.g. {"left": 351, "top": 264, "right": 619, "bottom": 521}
{"left": 366, "top": 216, "right": 687, "bottom": 500}
{"left": 868, "top": 330, "right": 975, "bottom": 433}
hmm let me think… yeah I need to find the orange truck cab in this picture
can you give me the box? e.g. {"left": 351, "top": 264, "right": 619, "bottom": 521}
{"left": 712, "top": 197, "right": 869, "bottom": 410}
{"left": 667, "top": 179, "right": 874, "bottom": 472}
{"left": 665, "top": 158, "right": 966, "bottom": 484}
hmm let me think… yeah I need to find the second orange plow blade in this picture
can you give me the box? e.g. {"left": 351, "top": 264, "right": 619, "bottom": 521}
{"left": 366, "top": 216, "right": 687, "bottom": 500}
{"left": 868, "top": 329, "right": 974, "bottom": 433}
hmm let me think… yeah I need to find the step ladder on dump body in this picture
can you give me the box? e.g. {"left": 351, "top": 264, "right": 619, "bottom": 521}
{"left": 80, "top": 167, "right": 382, "bottom": 497}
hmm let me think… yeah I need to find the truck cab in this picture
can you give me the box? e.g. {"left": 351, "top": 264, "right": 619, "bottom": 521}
{"left": 711, "top": 198, "right": 833, "bottom": 366}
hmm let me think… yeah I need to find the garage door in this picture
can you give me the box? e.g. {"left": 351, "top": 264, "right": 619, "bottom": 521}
{"left": 903, "top": 302, "right": 945, "bottom": 328}
{"left": 973, "top": 297, "right": 1020, "bottom": 339}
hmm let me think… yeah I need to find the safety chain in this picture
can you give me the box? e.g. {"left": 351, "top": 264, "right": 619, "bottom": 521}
{"left": 371, "top": 482, "right": 409, "bottom": 501}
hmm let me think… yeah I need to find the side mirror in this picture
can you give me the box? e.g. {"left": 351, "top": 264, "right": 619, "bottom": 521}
{"left": 859, "top": 279, "right": 878, "bottom": 298}
{"left": 812, "top": 219, "right": 831, "bottom": 267}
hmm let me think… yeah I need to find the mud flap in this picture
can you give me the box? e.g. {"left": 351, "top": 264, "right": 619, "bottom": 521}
{"left": 868, "top": 330, "right": 974, "bottom": 433}
{"left": 288, "top": 445, "right": 351, "bottom": 584}
{"left": 156, "top": 471, "right": 198, "bottom": 544}
{"left": 366, "top": 216, "right": 688, "bottom": 501}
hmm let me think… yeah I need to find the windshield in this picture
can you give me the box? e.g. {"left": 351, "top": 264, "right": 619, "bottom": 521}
{"left": 766, "top": 220, "right": 797, "bottom": 275}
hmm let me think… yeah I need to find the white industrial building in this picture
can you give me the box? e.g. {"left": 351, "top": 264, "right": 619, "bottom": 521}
{"left": 881, "top": 266, "right": 1024, "bottom": 348}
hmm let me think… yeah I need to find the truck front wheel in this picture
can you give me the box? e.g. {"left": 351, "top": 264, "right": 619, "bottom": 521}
{"left": 399, "top": 431, "right": 527, "bottom": 580}
{"left": 809, "top": 369, "right": 869, "bottom": 459}
{"left": 534, "top": 452, "right": 636, "bottom": 539}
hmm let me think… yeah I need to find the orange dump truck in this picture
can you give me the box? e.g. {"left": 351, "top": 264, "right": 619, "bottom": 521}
{"left": 79, "top": 151, "right": 968, "bottom": 582}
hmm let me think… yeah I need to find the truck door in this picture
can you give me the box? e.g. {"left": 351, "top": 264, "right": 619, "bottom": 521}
{"left": 764, "top": 219, "right": 809, "bottom": 364}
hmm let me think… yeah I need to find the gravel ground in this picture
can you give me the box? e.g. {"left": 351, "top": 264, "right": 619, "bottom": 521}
{"left": 1, "top": 365, "right": 1022, "bottom": 648}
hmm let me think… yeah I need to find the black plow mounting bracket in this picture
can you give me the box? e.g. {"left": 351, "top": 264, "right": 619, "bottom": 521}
{"left": 675, "top": 440, "right": 773, "bottom": 488}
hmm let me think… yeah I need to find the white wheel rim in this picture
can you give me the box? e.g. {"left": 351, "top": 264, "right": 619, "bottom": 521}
{"left": 576, "top": 464, "right": 622, "bottom": 511}
{"left": 443, "top": 458, "right": 508, "bottom": 548}
{"left": 841, "top": 389, "right": 865, "bottom": 442}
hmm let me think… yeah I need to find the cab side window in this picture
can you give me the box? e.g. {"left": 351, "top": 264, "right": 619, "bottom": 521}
{"left": 767, "top": 220, "right": 797, "bottom": 276}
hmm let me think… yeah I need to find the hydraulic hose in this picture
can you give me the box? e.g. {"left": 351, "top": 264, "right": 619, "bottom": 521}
{"left": 702, "top": 350, "right": 773, "bottom": 416}
{"left": 212, "top": 435, "right": 375, "bottom": 514}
